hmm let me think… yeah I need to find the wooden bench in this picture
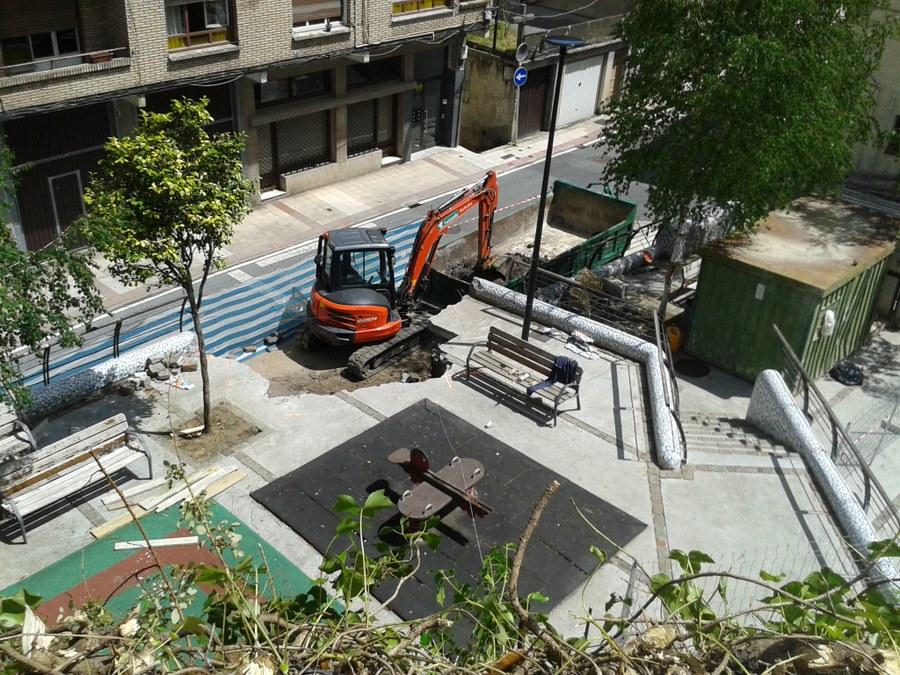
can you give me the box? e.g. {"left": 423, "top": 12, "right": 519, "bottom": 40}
{"left": 670, "top": 257, "right": 702, "bottom": 305}
{"left": 0, "top": 413, "right": 151, "bottom": 544}
{"left": 0, "top": 405, "right": 37, "bottom": 462}
{"left": 465, "top": 326, "right": 582, "bottom": 426}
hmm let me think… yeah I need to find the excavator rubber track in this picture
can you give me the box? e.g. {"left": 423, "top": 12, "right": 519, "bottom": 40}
{"left": 347, "top": 316, "right": 434, "bottom": 380}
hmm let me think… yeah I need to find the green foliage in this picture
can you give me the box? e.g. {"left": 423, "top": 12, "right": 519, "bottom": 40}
{"left": 467, "top": 22, "right": 518, "bottom": 54}
{"left": 80, "top": 97, "right": 252, "bottom": 291}
{"left": 650, "top": 549, "right": 722, "bottom": 643}
{"left": 0, "top": 147, "right": 103, "bottom": 409}
{"left": 0, "top": 589, "right": 42, "bottom": 629}
{"left": 79, "top": 97, "right": 253, "bottom": 429}
{"left": 431, "top": 543, "right": 549, "bottom": 662}
{"left": 761, "top": 538, "right": 900, "bottom": 647}
{"left": 321, "top": 490, "right": 433, "bottom": 615}
{"left": 601, "top": 0, "right": 899, "bottom": 232}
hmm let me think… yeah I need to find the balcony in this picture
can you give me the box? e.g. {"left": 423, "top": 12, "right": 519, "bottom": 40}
{"left": 0, "top": 47, "right": 130, "bottom": 84}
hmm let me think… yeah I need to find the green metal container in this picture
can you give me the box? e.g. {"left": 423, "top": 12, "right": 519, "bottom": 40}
{"left": 506, "top": 180, "right": 637, "bottom": 291}
{"left": 686, "top": 198, "right": 896, "bottom": 382}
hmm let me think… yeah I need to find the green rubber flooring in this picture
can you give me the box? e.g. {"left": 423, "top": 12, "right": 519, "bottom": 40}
{"left": 1, "top": 502, "right": 317, "bottom": 625}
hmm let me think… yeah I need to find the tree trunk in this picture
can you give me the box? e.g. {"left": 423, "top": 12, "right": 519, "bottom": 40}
{"left": 185, "top": 289, "right": 211, "bottom": 433}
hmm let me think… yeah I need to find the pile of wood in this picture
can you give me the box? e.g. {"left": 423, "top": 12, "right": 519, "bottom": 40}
{"left": 90, "top": 464, "right": 245, "bottom": 538}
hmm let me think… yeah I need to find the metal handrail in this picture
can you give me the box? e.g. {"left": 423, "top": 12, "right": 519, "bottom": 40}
{"left": 14, "top": 290, "right": 189, "bottom": 391}
{"left": 773, "top": 324, "right": 900, "bottom": 537}
{"left": 0, "top": 47, "right": 129, "bottom": 78}
{"left": 654, "top": 311, "right": 687, "bottom": 463}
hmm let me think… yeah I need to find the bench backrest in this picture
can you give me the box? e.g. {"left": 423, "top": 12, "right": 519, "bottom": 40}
{"left": 486, "top": 327, "right": 557, "bottom": 376}
{"left": 0, "top": 414, "right": 129, "bottom": 495}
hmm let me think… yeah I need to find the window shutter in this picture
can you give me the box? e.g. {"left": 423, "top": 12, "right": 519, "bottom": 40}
{"left": 293, "top": 0, "right": 341, "bottom": 22}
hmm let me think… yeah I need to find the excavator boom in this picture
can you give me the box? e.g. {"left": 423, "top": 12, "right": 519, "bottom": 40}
{"left": 397, "top": 170, "right": 499, "bottom": 306}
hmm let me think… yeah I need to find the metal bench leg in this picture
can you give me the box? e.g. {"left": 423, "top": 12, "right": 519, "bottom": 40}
{"left": 129, "top": 435, "right": 154, "bottom": 480}
{"left": 2, "top": 499, "right": 27, "bottom": 544}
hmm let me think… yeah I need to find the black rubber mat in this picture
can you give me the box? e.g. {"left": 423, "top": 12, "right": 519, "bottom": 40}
{"left": 252, "top": 399, "right": 646, "bottom": 620}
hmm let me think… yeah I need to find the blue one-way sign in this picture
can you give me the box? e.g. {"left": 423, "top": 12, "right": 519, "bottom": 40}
{"left": 513, "top": 66, "right": 528, "bottom": 87}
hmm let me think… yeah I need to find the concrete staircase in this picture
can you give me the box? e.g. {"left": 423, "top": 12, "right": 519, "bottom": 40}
{"left": 681, "top": 412, "right": 798, "bottom": 468}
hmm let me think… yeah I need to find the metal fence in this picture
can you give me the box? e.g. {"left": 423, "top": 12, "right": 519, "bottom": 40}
{"left": 774, "top": 324, "right": 900, "bottom": 542}
{"left": 14, "top": 292, "right": 189, "bottom": 391}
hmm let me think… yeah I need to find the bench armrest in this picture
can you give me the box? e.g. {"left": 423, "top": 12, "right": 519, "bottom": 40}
{"left": 465, "top": 339, "right": 489, "bottom": 374}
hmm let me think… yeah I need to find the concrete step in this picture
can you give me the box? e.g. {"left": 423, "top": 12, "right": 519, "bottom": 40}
{"left": 680, "top": 412, "right": 793, "bottom": 456}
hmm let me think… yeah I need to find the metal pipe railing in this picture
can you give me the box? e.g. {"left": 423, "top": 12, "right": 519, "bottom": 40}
{"left": 774, "top": 324, "right": 900, "bottom": 538}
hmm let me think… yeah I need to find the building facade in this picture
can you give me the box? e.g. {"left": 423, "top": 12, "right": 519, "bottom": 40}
{"left": 0, "top": 0, "right": 489, "bottom": 250}
{"left": 850, "top": 0, "right": 900, "bottom": 198}
{"left": 459, "top": 0, "right": 630, "bottom": 152}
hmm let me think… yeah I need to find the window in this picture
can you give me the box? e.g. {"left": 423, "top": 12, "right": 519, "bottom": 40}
{"left": 391, "top": 0, "right": 450, "bottom": 15}
{"left": 887, "top": 116, "right": 900, "bottom": 156}
{"left": 293, "top": 0, "right": 342, "bottom": 29}
{"left": 1, "top": 29, "right": 80, "bottom": 65}
{"left": 166, "top": 0, "right": 230, "bottom": 50}
{"left": 255, "top": 71, "right": 331, "bottom": 107}
{"left": 346, "top": 57, "right": 401, "bottom": 89}
{"left": 348, "top": 96, "right": 395, "bottom": 157}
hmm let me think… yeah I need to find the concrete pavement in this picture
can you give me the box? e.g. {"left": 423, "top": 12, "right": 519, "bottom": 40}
{"left": 2, "top": 116, "right": 897, "bottom": 637}
{"left": 5, "top": 293, "right": 895, "bottom": 636}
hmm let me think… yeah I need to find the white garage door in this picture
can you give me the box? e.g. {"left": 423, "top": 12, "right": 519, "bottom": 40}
{"left": 556, "top": 55, "right": 604, "bottom": 127}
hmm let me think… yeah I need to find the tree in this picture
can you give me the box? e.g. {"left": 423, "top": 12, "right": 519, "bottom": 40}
{"left": 0, "top": 147, "right": 103, "bottom": 410}
{"left": 80, "top": 98, "right": 252, "bottom": 432}
{"left": 601, "top": 0, "right": 899, "bottom": 233}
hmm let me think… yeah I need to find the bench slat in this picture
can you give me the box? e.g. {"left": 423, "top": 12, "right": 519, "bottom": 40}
{"left": 9, "top": 446, "right": 146, "bottom": 517}
{"left": 37, "top": 415, "right": 128, "bottom": 459}
{"left": 1, "top": 431, "right": 128, "bottom": 495}
{"left": 470, "top": 352, "right": 576, "bottom": 404}
{"left": 466, "top": 327, "right": 582, "bottom": 426}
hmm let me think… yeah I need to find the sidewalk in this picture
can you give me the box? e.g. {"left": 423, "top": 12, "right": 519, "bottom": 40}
{"left": 93, "top": 117, "right": 608, "bottom": 313}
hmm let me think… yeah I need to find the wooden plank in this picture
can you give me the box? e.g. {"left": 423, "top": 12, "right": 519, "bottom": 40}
{"left": 12, "top": 447, "right": 147, "bottom": 516}
{"left": 102, "top": 477, "right": 169, "bottom": 508}
{"left": 113, "top": 536, "right": 199, "bottom": 550}
{"left": 202, "top": 470, "right": 245, "bottom": 499}
{"left": 1, "top": 434, "right": 129, "bottom": 496}
{"left": 1, "top": 419, "right": 128, "bottom": 481}
{"left": 91, "top": 506, "right": 149, "bottom": 539}
{"left": 154, "top": 466, "right": 237, "bottom": 512}
{"left": 138, "top": 466, "right": 222, "bottom": 510}
{"left": 470, "top": 350, "right": 576, "bottom": 409}
{"left": 90, "top": 471, "right": 246, "bottom": 539}
{"left": 37, "top": 417, "right": 128, "bottom": 459}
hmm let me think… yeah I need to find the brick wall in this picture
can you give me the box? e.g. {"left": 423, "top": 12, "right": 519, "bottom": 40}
{"left": 0, "top": 0, "right": 486, "bottom": 115}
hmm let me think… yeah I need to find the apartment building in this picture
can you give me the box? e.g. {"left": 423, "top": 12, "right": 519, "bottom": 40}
{"left": 851, "top": 0, "right": 900, "bottom": 198}
{"left": 0, "top": 0, "right": 489, "bottom": 250}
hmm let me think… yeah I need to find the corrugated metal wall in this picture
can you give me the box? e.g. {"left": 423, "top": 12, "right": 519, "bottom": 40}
{"left": 800, "top": 258, "right": 888, "bottom": 380}
{"left": 687, "top": 255, "right": 891, "bottom": 382}
{"left": 686, "top": 259, "right": 818, "bottom": 381}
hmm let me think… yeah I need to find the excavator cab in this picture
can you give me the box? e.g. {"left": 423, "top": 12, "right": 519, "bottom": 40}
{"left": 307, "top": 228, "right": 403, "bottom": 346}
{"left": 305, "top": 170, "right": 499, "bottom": 374}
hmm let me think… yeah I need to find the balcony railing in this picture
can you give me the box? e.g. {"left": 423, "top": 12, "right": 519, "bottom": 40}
{"left": 0, "top": 47, "right": 129, "bottom": 79}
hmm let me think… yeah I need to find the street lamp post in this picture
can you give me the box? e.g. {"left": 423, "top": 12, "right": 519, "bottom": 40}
{"left": 521, "top": 35, "right": 585, "bottom": 341}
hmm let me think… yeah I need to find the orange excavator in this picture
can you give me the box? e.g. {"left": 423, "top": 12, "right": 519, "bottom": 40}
{"left": 306, "top": 170, "right": 499, "bottom": 378}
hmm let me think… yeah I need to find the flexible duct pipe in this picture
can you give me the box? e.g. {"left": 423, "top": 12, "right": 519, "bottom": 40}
{"left": 470, "top": 278, "right": 682, "bottom": 469}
